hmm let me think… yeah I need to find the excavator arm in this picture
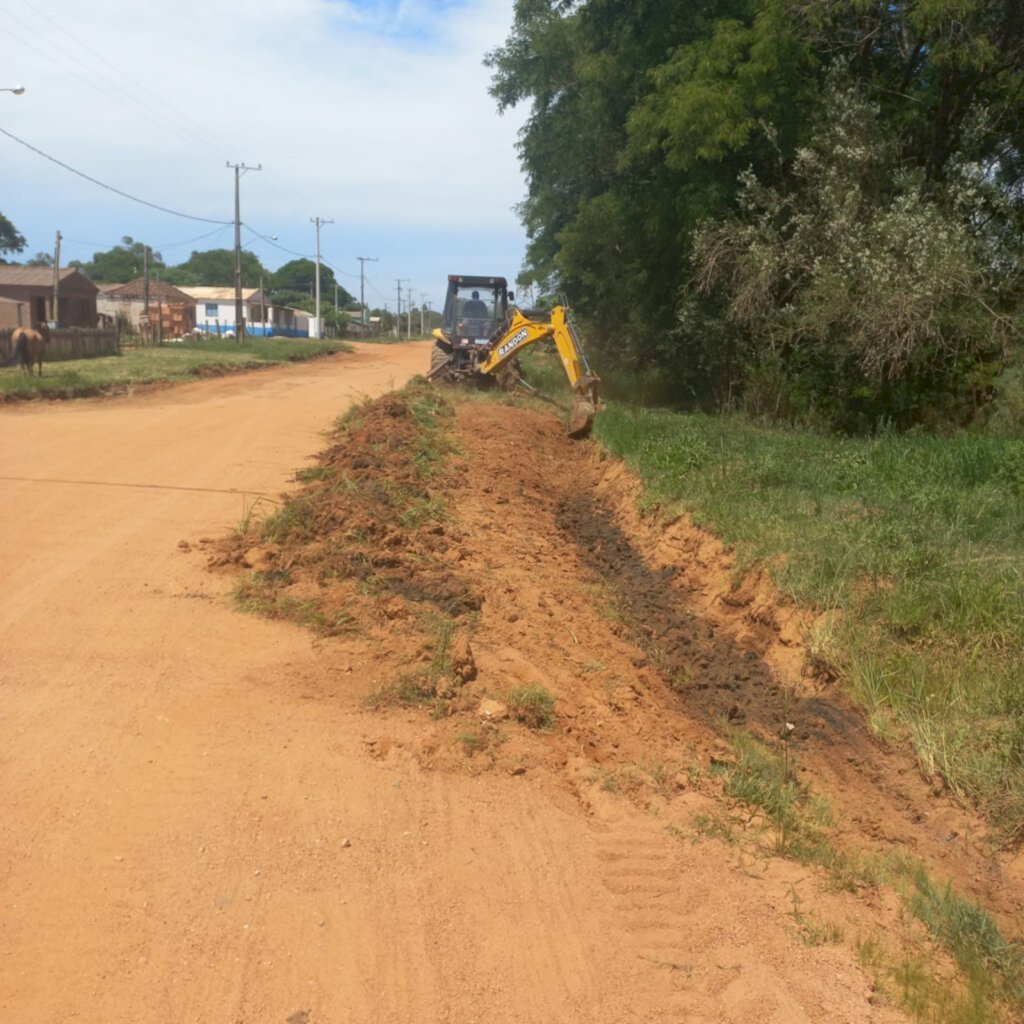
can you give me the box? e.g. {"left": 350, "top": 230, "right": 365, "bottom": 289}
{"left": 478, "top": 306, "right": 600, "bottom": 438}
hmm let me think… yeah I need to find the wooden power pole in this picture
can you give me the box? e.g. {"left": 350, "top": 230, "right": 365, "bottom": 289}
{"left": 310, "top": 216, "right": 333, "bottom": 339}
{"left": 51, "top": 229, "right": 61, "bottom": 326}
{"left": 357, "top": 256, "right": 378, "bottom": 324}
{"left": 227, "top": 161, "right": 261, "bottom": 338}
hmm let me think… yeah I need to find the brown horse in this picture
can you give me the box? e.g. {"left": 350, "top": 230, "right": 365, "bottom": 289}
{"left": 7, "top": 323, "right": 49, "bottom": 376}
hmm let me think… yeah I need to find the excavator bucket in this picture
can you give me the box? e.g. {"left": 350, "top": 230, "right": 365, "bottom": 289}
{"left": 568, "top": 379, "right": 598, "bottom": 439}
{"left": 568, "top": 395, "right": 596, "bottom": 439}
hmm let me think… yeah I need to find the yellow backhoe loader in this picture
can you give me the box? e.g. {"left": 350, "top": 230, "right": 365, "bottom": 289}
{"left": 426, "top": 274, "right": 600, "bottom": 438}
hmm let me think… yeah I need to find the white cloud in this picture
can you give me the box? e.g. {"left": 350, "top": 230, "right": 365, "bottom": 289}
{"left": 0, "top": 0, "right": 530, "bottom": 296}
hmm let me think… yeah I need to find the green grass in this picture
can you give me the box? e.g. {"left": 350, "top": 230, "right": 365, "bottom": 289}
{"left": 0, "top": 337, "right": 348, "bottom": 398}
{"left": 506, "top": 684, "right": 556, "bottom": 729}
{"left": 587, "top": 402, "right": 1024, "bottom": 840}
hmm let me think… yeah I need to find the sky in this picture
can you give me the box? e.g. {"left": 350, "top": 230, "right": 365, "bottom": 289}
{"left": 0, "top": 0, "right": 531, "bottom": 313}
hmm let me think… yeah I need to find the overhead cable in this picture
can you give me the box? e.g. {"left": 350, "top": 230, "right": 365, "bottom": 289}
{"left": 0, "top": 125, "right": 231, "bottom": 225}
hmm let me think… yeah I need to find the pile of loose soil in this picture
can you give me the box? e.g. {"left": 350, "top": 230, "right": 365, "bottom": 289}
{"left": 214, "top": 386, "right": 1024, "bottom": 950}
{"left": 213, "top": 385, "right": 481, "bottom": 639}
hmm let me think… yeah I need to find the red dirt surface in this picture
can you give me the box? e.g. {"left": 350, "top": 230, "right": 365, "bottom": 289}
{"left": 3, "top": 352, "right": 1021, "bottom": 1023}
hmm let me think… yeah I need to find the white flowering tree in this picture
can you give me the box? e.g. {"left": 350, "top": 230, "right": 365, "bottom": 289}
{"left": 696, "top": 80, "right": 1020, "bottom": 429}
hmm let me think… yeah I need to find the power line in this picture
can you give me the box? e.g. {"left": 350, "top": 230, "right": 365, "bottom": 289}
{"left": 8, "top": 0, "right": 337, "bottom": 241}
{"left": 318, "top": 256, "right": 361, "bottom": 280}
{"left": 241, "top": 226, "right": 362, "bottom": 281}
{"left": 64, "top": 225, "right": 232, "bottom": 255}
{"left": 0, "top": 12, "right": 219, "bottom": 155}
{"left": 0, "top": 126, "right": 231, "bottom": 225}
{"left": 14, "top": 0, "right": 241, "bottom": 156}
{"left": 241, "top": 224, "right": 314, "bottom": 261}
{"left": 157, "top": 225, "right": 235, "bottom": 251}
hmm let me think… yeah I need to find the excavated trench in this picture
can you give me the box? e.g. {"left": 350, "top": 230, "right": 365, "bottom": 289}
{"left": 216, "top": 386, "right": 1024, "bottom": 945}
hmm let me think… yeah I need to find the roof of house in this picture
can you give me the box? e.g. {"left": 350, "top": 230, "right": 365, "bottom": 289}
{"left": 0, "top": 266, "right": 98, "bottom": 292}
{"left": 101, "top": 278, "right": 194, "bottom": 302}
{"left": 178, "top": 286, "right": 261, "bottom": 302}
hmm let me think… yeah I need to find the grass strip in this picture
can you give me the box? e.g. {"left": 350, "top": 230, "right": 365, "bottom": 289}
{"left": 0, "top": 337, "right": 348, "bottom": 399}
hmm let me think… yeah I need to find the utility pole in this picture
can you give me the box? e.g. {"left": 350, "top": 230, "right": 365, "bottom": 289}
{"left": 406, "top": 286, "right": 413, "bottom": 339}
{"left": 311, "top": 216, "right": 334, "bottom": 339}
{"left": 51, "top": 229, "right": 61, "bottom": 326}
{"left": 142, "top": 244, "right": 151, "bottom": 343}
{"left": 357, "top": 256, "right": 378, "bottom": 324}
{"left": 419, "top": 291, "right": 428, "bottom": 336}
{"left": 155, "top": 266, "right": 163, "bottom": 345}
{"left": 259, "top": 272, "right": 266, "bottom": 336}
{"left": 395, "top": 278, "right": 407, "bottom": 340}
{"left": 227, "top": 161, "right": 261, "bottom": 338}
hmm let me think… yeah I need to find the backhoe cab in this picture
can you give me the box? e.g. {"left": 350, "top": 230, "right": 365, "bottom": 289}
{"left": 428, "top": 274, "right": 600, "bottom": 439}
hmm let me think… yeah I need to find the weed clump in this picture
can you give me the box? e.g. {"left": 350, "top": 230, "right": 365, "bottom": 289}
{"left": 507, "top": 684, "right": 556, "bottom": 729}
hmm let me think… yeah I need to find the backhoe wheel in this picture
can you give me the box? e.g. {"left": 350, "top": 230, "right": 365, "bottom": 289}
{"left": 430, "top": 344, "right": 450, "bottom": 379}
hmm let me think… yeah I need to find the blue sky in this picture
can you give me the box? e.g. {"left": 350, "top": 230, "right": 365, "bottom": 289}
{"left": 0, "top": 0, "right": 529, "bottom": 312}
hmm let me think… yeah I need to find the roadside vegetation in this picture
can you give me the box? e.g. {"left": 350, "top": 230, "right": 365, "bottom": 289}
{"left": 0, "top": 337, "right": 347, "bottom": 399}
{"left": 491, "top": 0, "right": 1024, "bottom": 434}
{"left": 524, "top": 334, "right": 1024, "bottom": 834}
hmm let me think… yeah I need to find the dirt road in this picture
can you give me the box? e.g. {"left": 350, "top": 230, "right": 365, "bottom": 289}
{"left": 0, "top": 344, "right": 949, "bottom": 1022}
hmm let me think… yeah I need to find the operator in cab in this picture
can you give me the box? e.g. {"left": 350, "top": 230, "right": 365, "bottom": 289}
{"left": 462, "top": 290, "right": 488, "bottom": 318}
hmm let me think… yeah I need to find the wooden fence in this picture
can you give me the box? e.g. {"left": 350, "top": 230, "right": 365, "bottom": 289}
{"left": 0, "top": 326, "right": 119, "bottom": 363}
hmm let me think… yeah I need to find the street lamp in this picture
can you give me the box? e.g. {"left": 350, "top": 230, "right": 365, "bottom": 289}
{"left": 1, "top": 86, "right": 25, "bottom": 95}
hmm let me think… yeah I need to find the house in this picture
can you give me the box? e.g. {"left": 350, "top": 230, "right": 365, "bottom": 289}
{"left": 0, "top": 266, "right": 98, "bottom": 327}
{"left": 178, "top": 286, "right": 310, "bottom": 338}
{"left": 96, "top": 278, "right": 197, "bottom": 335}
{"left": 0, "top": 295, "right": 28, "bottom": 330}
{"left": 343, "top": 316, "right": 377, "bottom": 339}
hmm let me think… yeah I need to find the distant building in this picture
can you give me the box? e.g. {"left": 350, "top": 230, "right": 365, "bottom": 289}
{"left": 343, "top": 318, "right": 376, "bottom": 339}
{"left": 96, "top": 278, "right": 197, "bottom": 335}
{"left": 0, "top": 266, "right": 98, "bottom": 327}
{"left": 178, "top": 286, "right": 310, "bottom": 338}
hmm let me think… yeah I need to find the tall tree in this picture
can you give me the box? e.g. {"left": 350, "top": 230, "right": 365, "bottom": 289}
{"left": 489, "top": 0, "right": 1024, "bottom": 419}
{"left": 0, "top": 212, "right": 27, "bottom": 256}
{"left": 162, "top": 248, "right": 265, "bottom": 288}
{"left": 269, "top": 259, "right": 353, "bottom": 309}
{"left": 271, "top": 258, "right": 334, "bottom": 294}
{"left": 70, "top": 237, "right": 163, "bottom": 283}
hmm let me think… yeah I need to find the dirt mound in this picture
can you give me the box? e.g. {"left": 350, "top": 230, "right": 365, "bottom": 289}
{"left": 213, "top": 386, "right": 481, "bottom": 635}
{"left": 215, "top": 387, "right": 1024, "bottom": 963}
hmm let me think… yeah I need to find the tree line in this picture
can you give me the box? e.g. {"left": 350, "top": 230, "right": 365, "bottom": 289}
{"left": 488, "top": 0, "right": 1024, "bottom": 431}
